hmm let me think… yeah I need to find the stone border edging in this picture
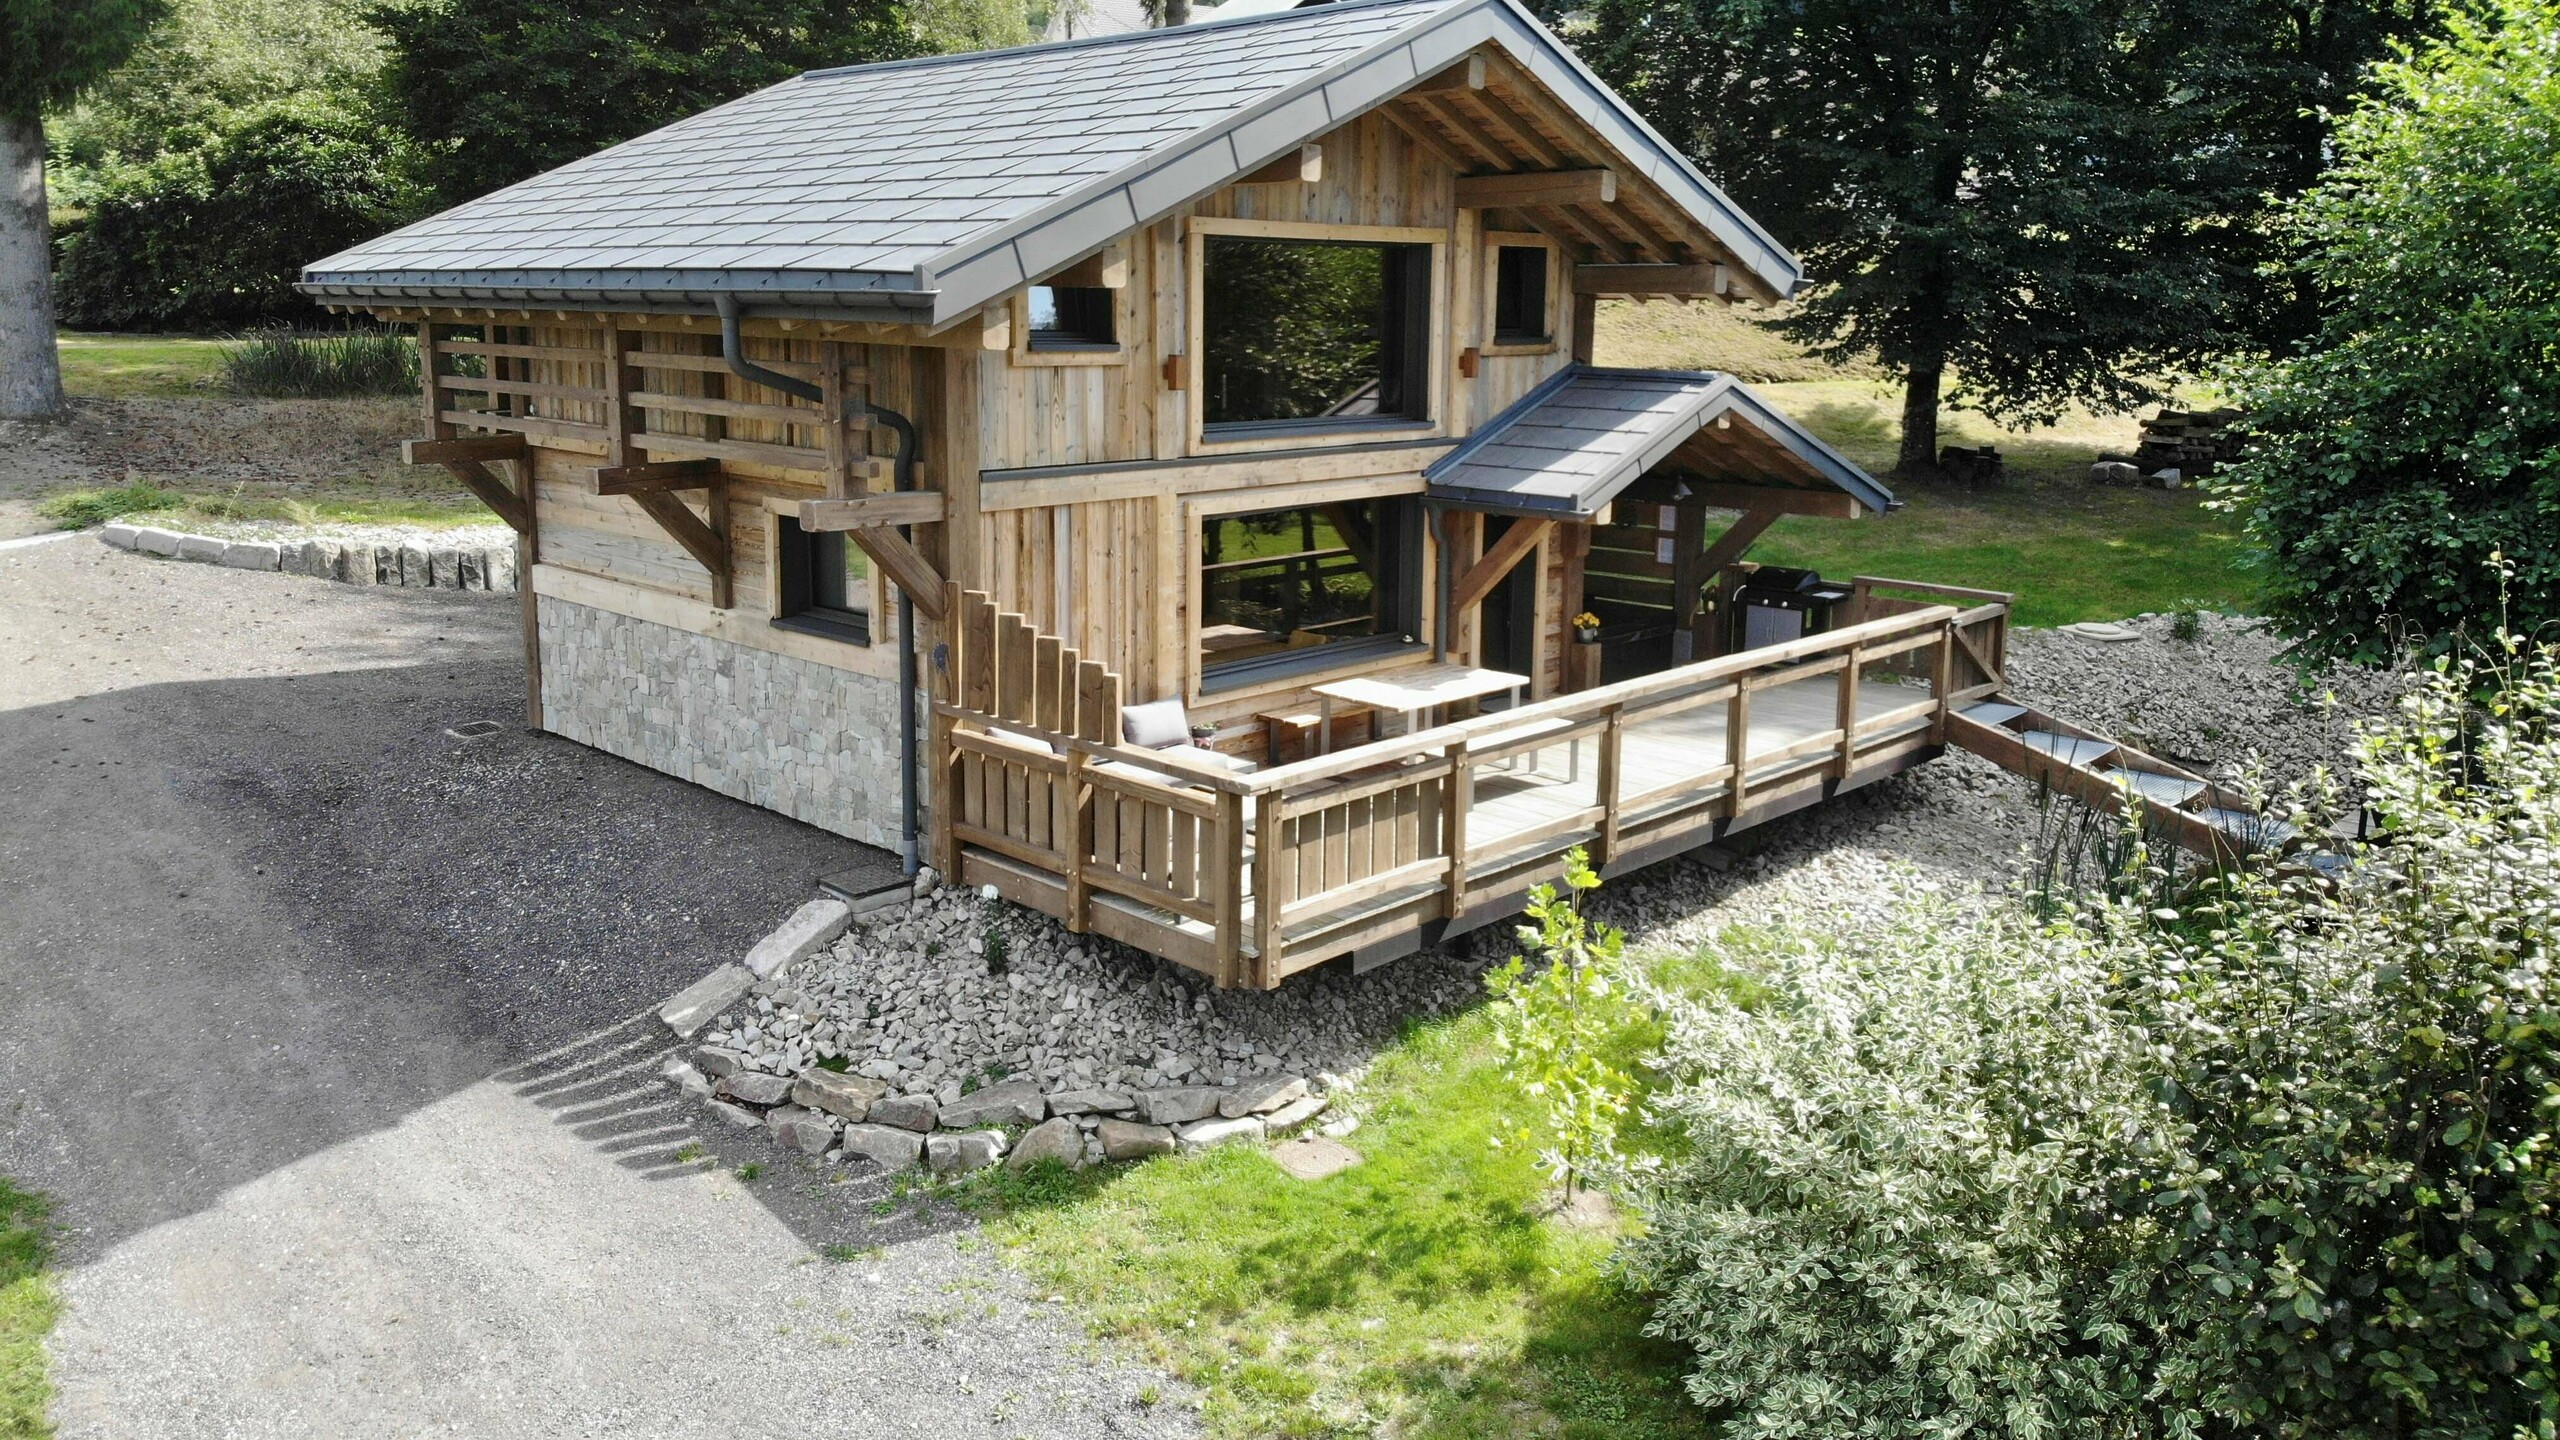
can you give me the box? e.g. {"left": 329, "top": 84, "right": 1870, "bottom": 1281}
{"left": 96, "top": 523, "right": 517, "bottom": 593}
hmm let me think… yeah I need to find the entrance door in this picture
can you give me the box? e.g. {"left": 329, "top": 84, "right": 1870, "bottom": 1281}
{"left": 1478, "top": 516, "right": 1539, "bottom": 703}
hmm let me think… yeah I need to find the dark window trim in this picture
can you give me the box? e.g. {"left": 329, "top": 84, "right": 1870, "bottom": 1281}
{"left": 1491, "top": 243, "right": 1554, "bottom": 348}
{"left": 1197, "top": 234, "right": 1436, "bottom": 436}
{"left": 1197, "top": 636, "right": 1431, "bottom": 696}
{"left": 1026, "top": 284, "right": 1118, "bottom": 352}
{"left": 772, "top": 513, "right": 872, "bottom": 647}
{"left": 1196, "top": 494, "right": 1425, "bottom": 686}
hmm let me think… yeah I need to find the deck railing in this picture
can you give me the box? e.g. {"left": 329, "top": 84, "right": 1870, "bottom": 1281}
{"left": 932, "top": 581, "right": 2011, "bottom": 988}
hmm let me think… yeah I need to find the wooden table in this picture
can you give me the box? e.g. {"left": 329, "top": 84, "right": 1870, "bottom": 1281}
{"left": 1311, "top": 663, "right": 1530, "bottom": 754}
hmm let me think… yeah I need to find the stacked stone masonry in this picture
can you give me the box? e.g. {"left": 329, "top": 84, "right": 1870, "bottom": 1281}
{"left": 535, "top": 595, "right": 907, "bottom": 851}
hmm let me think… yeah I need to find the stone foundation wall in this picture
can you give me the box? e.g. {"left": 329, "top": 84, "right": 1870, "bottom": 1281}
{"left": 537, "top": 594, "right": 909, "bottom": 850}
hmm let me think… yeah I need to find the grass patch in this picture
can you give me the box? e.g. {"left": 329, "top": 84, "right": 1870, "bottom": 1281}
{"left": 1, "top": 1181, "right": 58, "bottom": 1439}
{"left": 219, "top": 330, "right": 419, "bottom": 399}
{"left": 37, "top": 484, "right": 494, "bottom": 534}
{"left": 56, "top": 332, "right": 227, "bottom": 399}
{"left": 35, "top": 482, "right": 184, "bottom": 531}
{"left": 984, "top": 1012, "right": 1705, "bottom": 1440}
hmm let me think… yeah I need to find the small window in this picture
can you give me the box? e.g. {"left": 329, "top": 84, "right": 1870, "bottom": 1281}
{"left": 1198, "top": 497, "right": 1421, "bottom": 681}
{"left": 1200, "top": 236, "right": 1432, "bottom": 433}
{"left": 1027, "top": 285, "right": 1116, "bottom": 350}
{"left": 1492, "top": 245, "right": 1551, "bottom": 346}
{"left": 773, "top": 514, "right": 872, "bottom": 645}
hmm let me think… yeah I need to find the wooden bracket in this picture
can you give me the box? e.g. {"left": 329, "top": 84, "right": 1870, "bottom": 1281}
{"left": 402, "top": 435, "right": 531, "bottom": 535}
{"left": 797, "top": 491, "right": 944, "bottom": 532}
{"left": 588, "top": 459, "right": 719, "bottom": 495}
{"left": 1457, "top": 346, "right": 1481, "bottom": 379}
{"left": 1455, "top": 168, "right": 1616, "bottom": 210}
{"left": 1450, "top": 517, "right": 1553, "bottom": 612}
{"left": 1162, "top": 353, "right": 1189, "bottom": 391}
{"left": 627, "top": 491, "right": 733, "bottom": 609}
{"left": 846, "top": 528, "right": 949, "bottom": 621}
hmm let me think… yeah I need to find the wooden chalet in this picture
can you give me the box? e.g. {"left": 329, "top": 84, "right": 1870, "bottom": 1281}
{"left": 302, "top": 0, "right": 2033, "bottom": 986}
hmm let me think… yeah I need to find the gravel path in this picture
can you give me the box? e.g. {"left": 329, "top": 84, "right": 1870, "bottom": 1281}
{"left": 1, "top": 540, "right": 1192, "bottom": 1439}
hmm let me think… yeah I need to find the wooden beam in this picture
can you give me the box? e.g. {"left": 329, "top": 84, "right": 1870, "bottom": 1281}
{"left": 1697, "top": 505, "right": 1783, "bottom": 580}
{"left": 1238, "top": 144, "right": 1322, "bottom": 186}
{"left": 402, "top": 435, "right": 525, "bottom": 466}
{"left": 424, "top": 457, "right": 530, "bottom": 535}
{"left": 1454, "top": 168, "right": 1615, "bottom": 210}
{"left": 1574, "top": 262, "right": 1732, "bottom": 296}
{"left": 1046, "top": 240, "right": 1130, "bottom": 289}
{"left": 628, "top": 491, "right": 732, "bottom": 608}
{"left": 588, "top": 459, "right": 719, "bottom": 495}
{"left": 846, "top": 528, "right": 950, "bottom": 621}
{"left": 980, "top": 306, "right": 1011, "bottom": 351}
{"left": 1412, "top": 53, "right": 1486, "bottom": 92}
{"left": 1450, "top": 517, "right": 1553, "bottom": 612}
{"left": 1377, "top": 103, "right": 1474, "bottom": 171}
{"left": 796, "top": 490, "right": 944, "bottom": 531}
{"left": 1685, "top": 482, "right": 1865, "bottom": 519}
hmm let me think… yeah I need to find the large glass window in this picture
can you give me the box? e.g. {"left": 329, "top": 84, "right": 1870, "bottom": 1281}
{"left": 1198, "top": 497, "right": 1419, "bottom": 680}
{"left": 1200, "top": 236, "right": 1432, "bottom": 432}
{"left": 773, "top": 514, "right": 872, "bottom": 645}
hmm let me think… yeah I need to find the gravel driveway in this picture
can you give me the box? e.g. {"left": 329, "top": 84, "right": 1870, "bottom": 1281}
{"left": 0, "top": 537, "right": 1189, "bottom": 1439}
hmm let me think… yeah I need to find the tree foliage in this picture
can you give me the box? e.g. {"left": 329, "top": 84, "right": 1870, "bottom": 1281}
{"left": 0, "top": 0, "right": 170, "bottom": 121}
{"left": 2212, "top": 0, "right": 2560, "bottom": 664}
{"left": 1483, "top": 849, "right": 1639, "bottom": 1200}
{"left": 373, "top": 0, "right": 922, "bottom": 207}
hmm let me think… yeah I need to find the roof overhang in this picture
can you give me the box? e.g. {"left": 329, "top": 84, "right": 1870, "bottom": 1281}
{"left": 1424, "top": 365, "right": 1895, "bottom": 521}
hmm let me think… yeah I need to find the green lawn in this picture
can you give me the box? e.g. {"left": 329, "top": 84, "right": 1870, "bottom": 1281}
{"left": 56, "top": 332, "right": 229, "bottom": 398}
{"left": 0, "top": 1181, "right": 56, "bottom": 1439}
{"left": 983, "top": 1011, "right": 1705, "bottom": 1439}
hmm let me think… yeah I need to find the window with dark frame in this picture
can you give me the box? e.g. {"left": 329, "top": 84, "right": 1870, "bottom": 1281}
{"left": 773, "top": 513, "right": 873, "bottom": 645}
{"left": 1027, "top": 284, "right": 1117, "bottom": 349}
{"left": 1197, "top": 496, "right": 1421, "bottom": 683}
{"left": 1492, "top": 244, "right": 1551, "bottom": 345}
{"left": 1200, "top": 236, "right": 1432, "bottom": 433}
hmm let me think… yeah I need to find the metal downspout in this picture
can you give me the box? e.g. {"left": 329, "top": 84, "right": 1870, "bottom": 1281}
{"left": 715, "top": 294, "right": 926, "bottom": 875}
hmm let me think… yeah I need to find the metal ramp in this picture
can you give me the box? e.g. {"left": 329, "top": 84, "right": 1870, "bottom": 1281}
{"left": 1947, "top": 698, "right": 2296, "bottom": 859}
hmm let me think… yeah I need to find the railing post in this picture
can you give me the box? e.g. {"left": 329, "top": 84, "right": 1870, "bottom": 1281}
{"left": 1063, "top": 747, "right": 1092, "bottom": 933}
{"left": 1254, "top": 790, "right": 1284, "bottom": 987}
{"left": 1930, "top": 625, "right": 1956, "bottom": 743}
{"left": 1594, "top": 702, "right": 1624, "bottom": 867}
{"left": 1214, "top": 788, "right": 1245, "bottom": 987}
{"left": 1725, "top": 681, "right": 1752, "bottom": 820}
{"left": 1835, "top": 645, "right": 1862, "bottom": 781}
{"left": 1444, "top": 740, "right": 1472, "bottom": 921}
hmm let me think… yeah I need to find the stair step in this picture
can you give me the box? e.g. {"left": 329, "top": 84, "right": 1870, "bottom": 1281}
{"left": 2113, "top": 769, "right": 2207, "bottom": 807}
{"left": 2199, "top": 806, "right": 2298, "bottom": 845}
{"left": 2022, "top": 731, "right": 2117, "bottom": 768}
{"left": 1962, "top": 700, "right": 2029, "bottom": 727}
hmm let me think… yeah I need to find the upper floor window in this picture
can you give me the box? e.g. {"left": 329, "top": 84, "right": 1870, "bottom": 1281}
{"left": 1027, "top": 284, "right": 1116, "bottom": 350}
{"left": 1492, "top": 244, "right": 1552, "bottom": 346}
{"left": 1200, "top": 236, "right": 1431, "bottom": 434}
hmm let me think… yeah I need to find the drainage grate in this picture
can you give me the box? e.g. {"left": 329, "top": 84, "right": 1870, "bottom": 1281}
{"left": 444, "top": 720, "right": 504, "bottom": 739}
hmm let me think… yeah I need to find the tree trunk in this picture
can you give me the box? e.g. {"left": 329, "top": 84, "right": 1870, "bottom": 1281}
{"left": 1896, "top": 354, "right": 1944, "bottom": 478}
{"left": 1155, "top": 0, "right": 1189, "bottom": 24}
{"left": 0, "top": 110, "right": 65, "bottom": 422}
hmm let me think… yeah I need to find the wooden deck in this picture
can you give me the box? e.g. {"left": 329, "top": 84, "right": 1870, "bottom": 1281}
{"left": 931, "top": 578, "right": 2012, "bottom": 987}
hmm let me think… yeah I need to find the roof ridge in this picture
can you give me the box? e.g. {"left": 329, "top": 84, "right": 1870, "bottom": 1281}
{"left": 798, "top": 0, "right": 1453, "bottom": 82}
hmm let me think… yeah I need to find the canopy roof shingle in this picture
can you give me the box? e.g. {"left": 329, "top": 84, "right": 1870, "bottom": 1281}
{"left": 300, "top": 0, "right": 1799, "bottom": 325}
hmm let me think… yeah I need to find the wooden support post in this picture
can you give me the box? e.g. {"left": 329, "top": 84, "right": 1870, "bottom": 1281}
{"left": 1444, "top": 740, "right": 1472, "bottom": 920}
{"left": 1835, "top": 645, "right": 1862, "bottom": 780}
{"left": 1449, "top": 516, "right": 1553, "bottom": 613}
{"left": 1595, "top": 703, "right": 1623, "bottom": 865}
{"left": 1669, "top": 499, "right": 1708, "bottom": 662}
{"left": 821, "top": 341, "right": 856, "bottom": 500}
{"left": 1214, "top": 789, "right": 1246, "bottom": 987}
{"left": 1725, "top": 682, "right": 1752, "bottom": 818}
{"left": 1930, "top": 630, "right": 1956, "bottom": 743}
{"left": 930, "top": 581, "right": 964, "bottom": 880}
{"left": 1253, "top": 793, "right": 1284, "bottom": 987}
{"left": 418, "top": 323, "right": 454, "bottom": 442}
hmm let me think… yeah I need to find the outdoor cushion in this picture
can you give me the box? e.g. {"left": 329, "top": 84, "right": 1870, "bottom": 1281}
{"left": 1122, "top": 699, "right": 1190, "bottom": 750}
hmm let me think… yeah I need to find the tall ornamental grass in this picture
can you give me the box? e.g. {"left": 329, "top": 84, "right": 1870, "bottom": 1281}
{"left": 219, "top": 328, "right": 418, "bottom": 398}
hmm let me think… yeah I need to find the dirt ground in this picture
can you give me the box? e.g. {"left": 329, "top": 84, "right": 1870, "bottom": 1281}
{"left": 0, "top": 396, "right": 456, "bottom": 537}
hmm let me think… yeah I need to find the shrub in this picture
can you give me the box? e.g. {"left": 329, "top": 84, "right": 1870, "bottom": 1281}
{"left": 54, "top": 100, "right": 424, "bottom": 331}
{"left": 1621, "top": 900, "right": 2170, "bottom": 1439}
{"left": 219, "top": 328, "right": 417, "bottom": 398}
{"left": 2211, "top": 0, "right": 2560, "bottom": 663}
{"left": 1482, "top": 848, "right": 1641, "bottom": 1199}
{"left": 37, "top": 481, "right": 185, "bottom": 530}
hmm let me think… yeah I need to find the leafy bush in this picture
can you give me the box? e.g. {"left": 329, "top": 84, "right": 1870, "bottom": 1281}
{"left": 2212, "top": 0, "right": 2560, "bottom": 663}
{"left": 1621, "top": 901, "right": 2168, "bottom": 1438}
{"left": 219, "top": 328, "right": 417, "bottom": 397}
{"left": 1626, "top": 639, "right": 2560, "bottom": 1440}
{"left": 54, "top": 100, "right": 424, "bottom": 331}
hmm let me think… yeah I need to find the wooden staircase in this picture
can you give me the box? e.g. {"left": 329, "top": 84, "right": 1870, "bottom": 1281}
{"left": 1944, "top": 697, "right": 2301, "bottom": 860}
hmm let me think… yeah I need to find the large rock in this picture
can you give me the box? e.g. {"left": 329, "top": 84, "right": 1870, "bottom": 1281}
{"left": 1175, "top": 1115, "right": 1264, "bottom": 1151}
{"left": 2090, "top": 460, "right": 2142, "bottom": 485}
{"left": 1261, "top": 1094, "right": 1328, "bottom": 1134}
{"left": 704, "top": 1098, "right": 762, "bottom": 1128}
{"left": 1098, "top": 1119, "right": 1176, "bottom": 1161}
{"left": 1047, "top": 1087, "right": 1135, "bottom": 1117}
{"left": 98, "top": 524, "right": 139, "bottom": 551}
{"left": 743, "top": 897, "right": 854, "bottom": 981}
{"left": 926, "top": 1130, "right": 1005, "bottom": 1174}
{"left": 659, "top": 1057, "right": 711, "bottom": 1098}
{"left": 938, "top": 1077, "right": 1045, "bottom": 1129}
{"left": 766, "top": 1105, "right": 836, "bottom": 1155}
{"left": 220, "top": 541, "right": 281, "bottom": 571}
{"left": 792, "top": 1068, "right": 888, "bottom": 1122}
{"left": 692, "top": 1046, "right": 747, "bottom": 1079}
{"left": 398, "top": 544, "right": 430, "bottom": 587}
{"left": 658, "top": 963, "right": 754, "bottom": 1038}
{"left": 840, "top": 1123, "right": 925, "bottom": 1169}
{"left": 1220, "top": 1076, "right": 1307, "bottom": 1118}
{"left": 716, "top": 1072, "right": 794, "bottom": 1107}
{"left": 1270, "top": 1135, "right": 1361, "bottom": 1182}
{"left": 1138, "top": 1086, "right": 1224, "bottom": 1126}
{"left": 175, "top": 534, "right": 226, "bottom": 564}
{"left": 868, "top": 1094, "right": 937, "bottom": 1132}
{"left": 430, "top": 547, "right": 466, "bottom": 588}
{"left": 1005, "top": 1117, "right": 1084, "bottom": 1171}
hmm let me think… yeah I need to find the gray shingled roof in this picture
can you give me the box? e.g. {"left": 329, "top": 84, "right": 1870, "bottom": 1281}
{"left": 300, "top": 0, "right": 1800, "bottom": 324}
{"left": 1424, "top": 366, "right": 1895, "bottom": 518}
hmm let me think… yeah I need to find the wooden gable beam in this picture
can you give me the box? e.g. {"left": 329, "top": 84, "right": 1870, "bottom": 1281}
{"left": 1450, "top": 517, "right": 1554, "bottom": 613}
{"left": 1377, "top": 104, "right": 1474, "bottom": 172}
{"left": 846, "top": 528, "right": 950, "bottom": 621}
{"left": 1575, "top": 262, "right": 1735, "bottom": 297}
{"left": 1238, "top": 144, "right": 1323, "bottom": 186}
{"left": 1682, "top": 481, "right": 1866, "bottom": 519}
{"left": 1455, "top": 169, "right": 1616, "bottom": 210}
{"left": 796, "top": 490, "right": 943, "bottom": 531}
{"left": 1413, "top": 52, "right": 1487, "bottom": 92}
{"left": 1045, "top": 240, "right": 1130, "bottom": 289}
